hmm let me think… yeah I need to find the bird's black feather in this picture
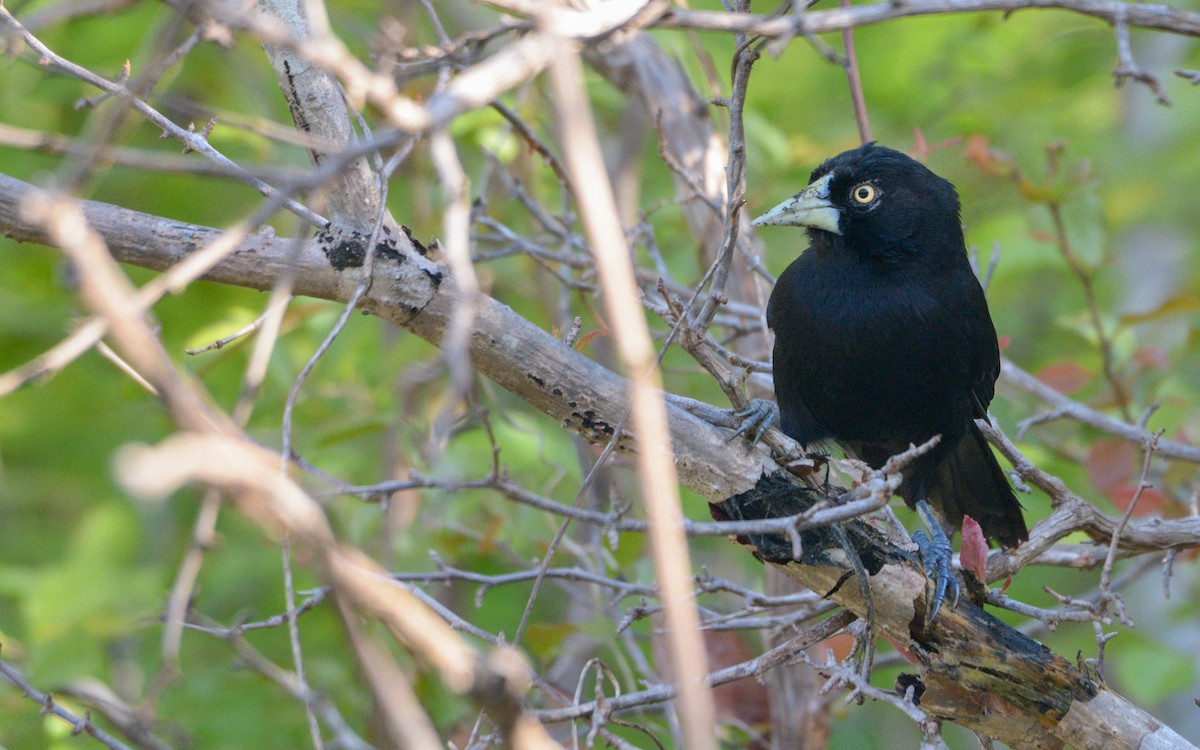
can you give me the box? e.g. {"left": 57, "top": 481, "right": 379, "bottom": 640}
{"left": 759, "top": 143, "right": 1027, "bottom": 548}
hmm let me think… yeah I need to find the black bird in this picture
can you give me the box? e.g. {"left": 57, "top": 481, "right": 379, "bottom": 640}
{"left": 746, "top": 143, "right": 1028, "bottom": 617}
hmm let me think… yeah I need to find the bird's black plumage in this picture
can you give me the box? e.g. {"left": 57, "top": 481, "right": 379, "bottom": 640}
{"left": 755, "top": 143, "right": 1028, "bottom": 549}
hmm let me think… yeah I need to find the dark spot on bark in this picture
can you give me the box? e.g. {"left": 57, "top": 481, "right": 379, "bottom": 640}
{"left": 578, "top": 409, "right": 614, "bottom": 436}
{"left": 375, "top": 238, "right": 402, "bottom": 262}
{"left": 528, "top": 374, "right": 545, "bottom": 388}
{"left": 316, "top": 228, "right": 406, "bottom": 271}
{"left": 552, "top": 387, "right": 563, "bottom": 397}
{"left": 895, "top": 673, "right": 925, "bottom": 705}
{"left": 317, "top": 228, "right": 363, "bottom": 270}
{"left": 401, "top": 224, "right": 429, "bottom": 256}
{"left": 568, "top": 401, "right": 577, "bottom": 408}
{"left": 282, "top": 61, "right": 311, "bottom": 135}
{"left": 422, "top": 267, "right": 443, "bottom": 288}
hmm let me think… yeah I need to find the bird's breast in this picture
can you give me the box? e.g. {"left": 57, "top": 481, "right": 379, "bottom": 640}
{"left": 769, "top": 256, "right": 978, "bottom": 445}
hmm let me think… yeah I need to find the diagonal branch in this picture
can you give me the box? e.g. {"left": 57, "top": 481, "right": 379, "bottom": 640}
{"left": 0, "top": 170, "right": 770, "bottom": 498}
{"left": 5, "top": 169, "right": 1197, "bottom": 748}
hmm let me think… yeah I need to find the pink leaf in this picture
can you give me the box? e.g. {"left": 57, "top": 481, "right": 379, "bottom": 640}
{"left": 1111, "top": 485, "right": 1170, "bottom": 517}
{"left": 960, "top": 515, "right": 988, "bottom": 583}
{"left": 882, "top": 634, "right": 920, "bottom": 664}
{"left": 1085, "top": 440, "right": 1135, "bottom": 497}
{"left": 1134, "top": 345, "right": 1170, "bottom": 371}
{"left": 1035, "top": 361, "right": 1092, "bottom": 395}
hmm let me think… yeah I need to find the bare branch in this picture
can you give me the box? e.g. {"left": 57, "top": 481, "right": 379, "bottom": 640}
{"left": 1111, "top": 10, "right": 1171, "bottom": 104}
{"left": 0, "top": 655, "right": 137, "bottom": 750}
{"left": 1001, "top": 357, "right": 1200, "bottom": 463}
{"left": 838, "top": 0, "right": 873, "bottom": 144}
{"left": 547, "top": 35, "right": 718, "bottom": 749}
{"left": 657, "top": 0, "right": 1200, "bottom": 39}
{"left": 536, "top": 610, "right": 857, "bottom": 723}
{"left": 0, "top": 6, "right": 326, "bottom": 226}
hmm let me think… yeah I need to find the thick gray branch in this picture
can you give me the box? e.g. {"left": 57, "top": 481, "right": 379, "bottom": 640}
{"left": 257, "top": 0, "right": 385, "bottom": 229}
{"left": 0, "top": 171, "right": 769, "bottom": 499}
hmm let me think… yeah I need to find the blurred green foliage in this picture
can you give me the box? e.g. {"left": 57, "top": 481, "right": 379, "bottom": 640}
{"left": 1, "top": 0, "right": 1199, "bottom": 747}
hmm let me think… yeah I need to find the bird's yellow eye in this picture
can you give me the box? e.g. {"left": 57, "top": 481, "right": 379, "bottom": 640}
{"left": 851, "top": 184, "right": 876, "bottom": 204}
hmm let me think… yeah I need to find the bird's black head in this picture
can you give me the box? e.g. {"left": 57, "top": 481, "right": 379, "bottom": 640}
{"left": 754, "top": 143, "right": 964, "bottom": 266}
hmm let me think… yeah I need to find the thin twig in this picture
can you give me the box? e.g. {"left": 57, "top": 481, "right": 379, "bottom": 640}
{"left": 1044, "top": 198, "right": 1133, "bottom": 421}
{"left": 0, "top": 6, "right": 326, "bottom": 226}
{"left": 1111, "top": 11, "right": 1171, "bottom": 104}
{"left": 537, "top": 610, "right": 856, "bottom": 724}
{"left": 839, "top": 0, "right": 873, "bottom": 143}
{"left": 1001, "top": 357, "right": 1200, "bottom": 462}
{"left": 0, "top": 654, "right": 136, "bottom": 750}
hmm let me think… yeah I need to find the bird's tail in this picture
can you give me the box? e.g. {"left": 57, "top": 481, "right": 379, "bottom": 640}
{"left": 931, "top": 422, "right": 1028, "bottom": 547}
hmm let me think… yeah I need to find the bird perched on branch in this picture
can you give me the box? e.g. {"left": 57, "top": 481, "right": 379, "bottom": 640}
{"left": 741, "top": 142, "right": 1028, "bottom": 618}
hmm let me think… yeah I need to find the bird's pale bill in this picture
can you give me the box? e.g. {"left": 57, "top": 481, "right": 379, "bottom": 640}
{"left": 751, "top": 173, "right": 841, "bottom": 235}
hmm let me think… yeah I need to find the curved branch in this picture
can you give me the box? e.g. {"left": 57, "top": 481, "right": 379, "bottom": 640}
{"left": 1000, "top": 356, "right": 1200, "bottom": 463}
{"left": 658, "top": 0, "right": 1200, "bottom": 39}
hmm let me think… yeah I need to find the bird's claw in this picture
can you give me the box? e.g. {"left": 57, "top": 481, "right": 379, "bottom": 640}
{"left": 729, "top": 399, "right": 780, "bottom": 445}
{"left": 913, "top": 499, "right": 960, "bottom": 623}
{"left": 913, "top": 528, "right": 960, "bottom": 623}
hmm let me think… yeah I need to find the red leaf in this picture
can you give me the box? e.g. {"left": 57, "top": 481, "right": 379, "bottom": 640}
{"left": 701, "top": 631, "right": 770, "bottom": 728}
{"left": 655, "top": 627, "right": 769, "bottom": 734}
{"left": 960, "top": 515, "right": 988, "bottom": 583}
{"left": 821, "top": 632, "right": 855, "bottom": 661}
{"left": 1035, "top": 361, "right": 1092, "bottom": 395}
{"left": 1134, "top": 345, "right": 1170, "bottom": 371}
{"left": 479, "top": 514, "right": 503, "bottom": 554}
{"left": 1110, "top": 485, "right": 1170, "bottom": 517}
{"left": 997, "top": 334, "right": 1011, "bottom": 352}
{"left": 965, "top": 134, "right": 1008, "bottom": 176}
{"left": 1085, "top": 440, "right": 1135, "bottom": 497}
{"left": 1000, "top": 575, "right": 1013, "bottom": 593}
{"left": 882, "top": 634, "right": 920, "bottom": 664}
{"left": 574, "top": 328, "right": 610, "bottom": 351}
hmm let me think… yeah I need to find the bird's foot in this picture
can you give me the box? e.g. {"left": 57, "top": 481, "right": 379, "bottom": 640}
{"left": 913, "top": 499, "right": 960, "bottom": 623}
{"left": 729, "top": 398, "right": 779, "bottom": 445}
